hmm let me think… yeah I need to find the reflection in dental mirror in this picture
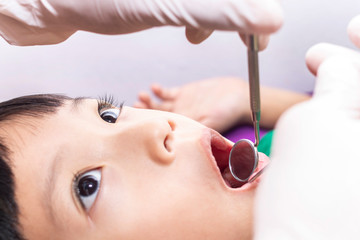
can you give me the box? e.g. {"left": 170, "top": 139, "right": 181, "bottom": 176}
{"left": 229, "top": 139, "right": 264, "bottom": 183}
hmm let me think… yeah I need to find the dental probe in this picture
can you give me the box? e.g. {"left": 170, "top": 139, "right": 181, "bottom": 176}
{"left": 247, "top": 35, "right": 261, "bottom": 147}
{"left": 227, "top": 36, "right": 263, "bottom": 183}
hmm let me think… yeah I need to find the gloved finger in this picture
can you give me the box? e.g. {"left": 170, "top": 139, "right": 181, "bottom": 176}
{"left": 313, "top": 56, "right": 360, "bottom": 109}
{"left": 239, "top": 33, "right": 270, "bottom": 51}
{"left": 185, "top": 27, "right": 213, "bottom": 44}
{"left": 182, "top": 0, "right": 283, "bottom": 38}
{"left": 305, "top": 43, "right": 360, "bottom": 75}
{"left": 348, "top": 15, "right": 360, "bottom": 48}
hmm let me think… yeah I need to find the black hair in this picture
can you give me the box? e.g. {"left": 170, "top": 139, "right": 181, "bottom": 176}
{"left": 0, "top": 94, "right": 71, "bottom": 240}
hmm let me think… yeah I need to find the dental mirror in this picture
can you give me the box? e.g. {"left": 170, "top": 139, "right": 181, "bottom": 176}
{"left": 228, "top": 34, "right": 267, "bottom": 183}
{"left": 229, "top": 139, "right": 259, "bottom": 182}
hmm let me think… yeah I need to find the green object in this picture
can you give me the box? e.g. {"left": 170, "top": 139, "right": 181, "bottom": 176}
{"left": 258, "top": 130, "right": 274, "bottom": 157}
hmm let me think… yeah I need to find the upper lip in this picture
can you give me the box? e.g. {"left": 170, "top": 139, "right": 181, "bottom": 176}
{"left": 201, "top": 128, "right": 233, "bottom": 189}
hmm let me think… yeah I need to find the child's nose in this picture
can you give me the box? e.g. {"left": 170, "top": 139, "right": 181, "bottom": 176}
{"left": 126, "top": 117, "right": 176, "bottom": 166}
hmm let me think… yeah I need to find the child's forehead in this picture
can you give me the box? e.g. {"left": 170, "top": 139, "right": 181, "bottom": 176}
{"left": 5, "top": 97, "right": 101, "bottom": 168}
{"left": 0, "top": 100, "right": 83, "bottom": 149}
{"left": 10, "top": 98, "right": 103, "bottom": 148}
{"left": 0, "top": 117, "right": 48, "bottom": 150}
{"left": 1, "top": 98, "right": 105, "bottom": 160}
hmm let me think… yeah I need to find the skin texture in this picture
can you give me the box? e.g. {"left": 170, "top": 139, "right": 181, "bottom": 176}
{"left": 6, "top": 99, "right": 269, "bottom": 240}
{"left": 134, "top": 78, "right": 250, "bottom": 133}
{"left": 134, "top": 77, "right": 310, "bottom": 133}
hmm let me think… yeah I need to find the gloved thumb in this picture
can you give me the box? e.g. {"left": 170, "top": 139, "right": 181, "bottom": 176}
{"left": 305, "top": 43, "right": 360, "bottom": 75}
{"left": 312, "top": 55, "right": 360, "bottom": 110}
{"left": 185, "top": 27, "right": 213, "bottom": 44}
{"left": 348, "top": 15, "right": 360, "bottom": 48}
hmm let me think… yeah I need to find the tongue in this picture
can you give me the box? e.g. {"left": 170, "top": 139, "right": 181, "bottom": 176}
{"left": 221, "top": 167, "right": 247, "bottom": 188}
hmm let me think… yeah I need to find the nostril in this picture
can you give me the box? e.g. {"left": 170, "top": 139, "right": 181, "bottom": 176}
{"left": 164, "top": 134, "right": 173, "bottom": 153}
{"left": 164, "top": 120, "right": 175, "bottom": 153}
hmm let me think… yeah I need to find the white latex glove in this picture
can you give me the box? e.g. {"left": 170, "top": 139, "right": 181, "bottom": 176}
{"left": 0, "top": 0, "right": 282, "bottom": 47}
{"left": 254, "top": 17, "right": 360, "bottom": 240}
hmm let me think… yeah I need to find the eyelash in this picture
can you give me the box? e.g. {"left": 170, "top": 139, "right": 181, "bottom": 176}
{"left": 97, "top": 94, "right": 124, "bottom": 114}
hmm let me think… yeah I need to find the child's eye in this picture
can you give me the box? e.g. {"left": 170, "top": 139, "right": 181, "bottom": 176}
{"left": 75, "top": 169, "right": 102, "bottom": 211}
{"left": 100, "top": 108, "right": 120, "bottom": 123}
{"left": 97, "top": 95, "right": 123, "bottom": 123}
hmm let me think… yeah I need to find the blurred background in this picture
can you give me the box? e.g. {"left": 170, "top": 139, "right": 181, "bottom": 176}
{"left": 0, "top": 0, "right": 359, "bottom": 104}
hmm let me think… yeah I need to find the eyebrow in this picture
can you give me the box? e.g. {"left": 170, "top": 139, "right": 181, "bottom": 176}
{"left": 44, "top": 98, "right": 87, "bottom": 227}
{"left": 44, "top": 150, "right": 66, "bottom": 226}
{"left": 73, "top": 97, "right": 88, "bottom": 110}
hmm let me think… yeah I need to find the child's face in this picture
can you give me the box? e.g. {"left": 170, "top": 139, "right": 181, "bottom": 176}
{"left": 8, "top": 99, "right": 267, "bottom": 240}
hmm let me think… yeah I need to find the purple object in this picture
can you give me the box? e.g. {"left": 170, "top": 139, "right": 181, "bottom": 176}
{"left": 223, "top": 125, "right": 269, "bottom": 143}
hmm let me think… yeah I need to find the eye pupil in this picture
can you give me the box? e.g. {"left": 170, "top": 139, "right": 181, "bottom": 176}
{"left": 78, "top": 176, "right": 98, "bottom": 197}
{"left": 101, "top": 114, "right": 116, "bottom": 123}
{"left": 100, "top": 109, "right": 119, "bottom": 123}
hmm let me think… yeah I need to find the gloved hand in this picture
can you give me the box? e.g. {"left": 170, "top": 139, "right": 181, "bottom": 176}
{"left": 254, "top": 16, "right": 360, "bottom": 240}
{"left": 0, "top": 0, "right": 282, "bottom": 47}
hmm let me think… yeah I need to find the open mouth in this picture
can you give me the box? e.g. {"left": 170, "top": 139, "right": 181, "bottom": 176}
{"left": 209, "top": 131, "right": 248, "bottom": 189}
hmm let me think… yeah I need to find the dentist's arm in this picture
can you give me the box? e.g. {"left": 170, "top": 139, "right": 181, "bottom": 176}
{"left": 0, "top": 0, "right": 282, "bottom": 47}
